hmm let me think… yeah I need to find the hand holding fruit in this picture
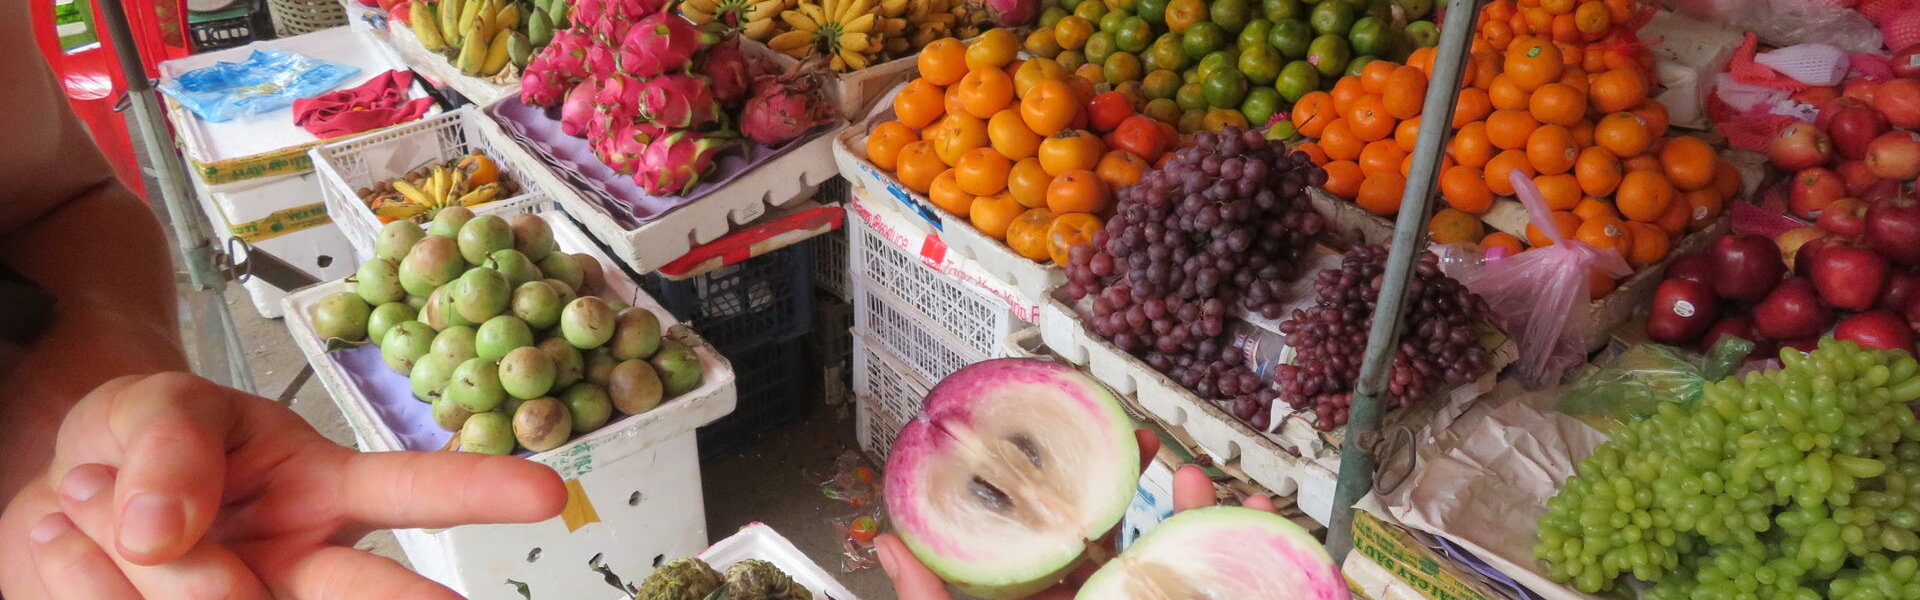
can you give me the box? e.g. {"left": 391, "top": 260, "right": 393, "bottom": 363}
{"left": 0, "top": 373, "right": 565, "bottom": 600}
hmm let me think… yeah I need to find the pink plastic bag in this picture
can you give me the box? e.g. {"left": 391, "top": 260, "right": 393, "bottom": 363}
{"left": 1451, "top": 172, "right": 1632, "bottom": 388}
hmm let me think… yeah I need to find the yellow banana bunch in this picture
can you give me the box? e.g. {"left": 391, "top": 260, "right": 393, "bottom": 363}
{"left": 767, "top": 0, "right": 883, "bottom": 72}
{"left": 362, "top": 156, "right": 517, "bottom": 223}
{"left": 681, "top": 0, "right": 789, "bottom": 40}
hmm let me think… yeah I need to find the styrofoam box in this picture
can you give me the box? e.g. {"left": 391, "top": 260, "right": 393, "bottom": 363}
{"left": 689, "top": 523, "right": 863, "bottom": 600}
{"left": 158, "top": 27, "right": 440, "bottom": 189}
{"left": 499, "top": 117, "right": 846, "bottom": 275}
{"left": 852, "top": 330, "right": 933, "bottom": 461}
{"left": 1038, "top": 285, "right": 1339, "bottom": 525}
{"left": 833, "top": 106, "right": 1067, "bottom": 306}
{"left": 282, "top": 211, "right": 737, "bottom": 600}
{"left": 383, "top": 19, "right": 517, "bottom": 107}
{"left": 312, "top": 107, "right": 555, "bottom": 256}
{"left": 188, "top": 170, "right": 358, "bottom": 318}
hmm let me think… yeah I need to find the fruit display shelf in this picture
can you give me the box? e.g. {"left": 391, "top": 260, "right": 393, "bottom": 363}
{"left": 312, "top": 107, "right": 555, "bottom": 256}
{"left": 282, "top": 211, "right": 737, "bottom": 600}
{"left": 382, "top": 13, "right": 518, "bottom": 107}
{"left": 486, "top": 98, "right": 845, "bottom": 275}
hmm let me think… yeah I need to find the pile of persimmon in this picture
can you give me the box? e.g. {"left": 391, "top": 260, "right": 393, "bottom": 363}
{"left": 864, "top": 30, "right": 1178, "bottom": 266}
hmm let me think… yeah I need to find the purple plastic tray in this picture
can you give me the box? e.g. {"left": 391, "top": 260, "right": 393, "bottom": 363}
{"left": 488, "top": 98, "right": 832, "bottom": 230}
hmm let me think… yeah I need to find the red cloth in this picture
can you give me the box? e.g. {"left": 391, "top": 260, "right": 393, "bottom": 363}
{"left": 292, "top": 70, "right": 434, "bottom": 139}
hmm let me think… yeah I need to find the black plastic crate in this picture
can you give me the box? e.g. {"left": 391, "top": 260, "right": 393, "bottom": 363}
{"left": 642, "top": 240, "right": 816, "bottom": 353}
{"left": 696, "top": 334, "right": 814, "bottom": 460}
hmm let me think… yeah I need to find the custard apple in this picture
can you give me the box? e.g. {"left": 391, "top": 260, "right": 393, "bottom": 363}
{"left": 638, "top": 557, "right": 724, "bottom": 600}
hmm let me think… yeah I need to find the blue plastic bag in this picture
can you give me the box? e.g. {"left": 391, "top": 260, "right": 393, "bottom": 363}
{"left": 159, "top": 49, "right": 361, "bottom": 122}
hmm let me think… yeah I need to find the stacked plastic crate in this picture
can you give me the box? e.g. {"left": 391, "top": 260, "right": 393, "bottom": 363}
{"left": 642, "top": 241, "right": 816, "bottom": 460}
{"left": 846, "top": 190, "right": 1022, "bottom": 460}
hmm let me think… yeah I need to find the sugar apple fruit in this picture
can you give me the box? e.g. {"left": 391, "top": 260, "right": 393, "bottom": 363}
{"left": 704, "top": 559, "right": 813, "bottom": 600}
{"left": 638, "top": 557, "right": 725, "bottom": 600}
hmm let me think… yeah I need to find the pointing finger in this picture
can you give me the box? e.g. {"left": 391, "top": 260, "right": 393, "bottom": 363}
{"left": 338, "top": 451, "right": 566, "bottom": 530}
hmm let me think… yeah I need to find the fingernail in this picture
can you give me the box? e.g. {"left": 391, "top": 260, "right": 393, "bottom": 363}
{"left": 58, "top": 467, "right": 112, "bottom": 503}
{"left": 875, "top": 538, "right": 899, "bottom": 575}
{"left": 29, "top": 513, "right": 74, "bottom": 545}
{"left": 119, "top": 494, "right": 185, "bottom": 556}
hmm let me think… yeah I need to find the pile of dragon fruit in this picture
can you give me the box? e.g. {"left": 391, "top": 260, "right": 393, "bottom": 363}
{"left": 518, "top": 0, "right": 838, "bottom": 196}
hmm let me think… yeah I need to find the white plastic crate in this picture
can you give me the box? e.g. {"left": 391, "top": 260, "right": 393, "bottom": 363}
{"left": 853, "top": 274, "right": 989, "bottom": 385}
{"left": 311, "top": 107, "right": 554, "bottom": 256}
{"left": 815, "top": 225, "right": 851, "bottom": 301}
{"left": 187, "top": 170, "right": 357, "bottom": 318}
{"left": 852, "top": 331, "right": 932, "bottom": 461}
{"left": 848, "top": 206, "right": 1021, "bottom": 361}
{"left": 282, "top": 212, "right": 734, "bottom": 600}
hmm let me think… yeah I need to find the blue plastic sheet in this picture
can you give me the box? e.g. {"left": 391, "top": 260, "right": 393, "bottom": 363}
{"left": 159, "top": 49, "right": 361, "bottom": 122}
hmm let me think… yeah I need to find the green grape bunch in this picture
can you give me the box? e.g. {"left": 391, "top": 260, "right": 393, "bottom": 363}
{"left": 1535, "top": 339, "right": 1920, "bottom": 598}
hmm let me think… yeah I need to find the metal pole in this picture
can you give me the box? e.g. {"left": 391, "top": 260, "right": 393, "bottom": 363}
{"left": 1324, "top": 0, "right": 1482, "bottom": 561}
{"left": 92, "top": 0, "right": 256, "bottom": 392}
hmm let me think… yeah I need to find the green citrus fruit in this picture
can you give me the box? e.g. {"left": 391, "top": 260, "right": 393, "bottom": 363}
{"left": 1263, "top": 0, "right": 1301, "bottom": 21}
{"left": 1237, "top": 44, "right": 1282, "bottom": 85}
{"left": 1175, "top": 81, "right": 1209, "bottom": 111}
{"left": 1144, "top": 98, "right": 1182, "bottom": 123}
{"left": 1086, "top": 30, "right": 1118, "bottom": 64}
{"left": 1305, "top": 33, "right": 1350, "bottom": 77}
{"left": 1075, "top": 1, "right": 1109, "bottom": 23}
{"left": 1347, "top": 16, "right": 1389, "bottom": 56}
{"left": 1269, "top": 19, "right": 1312, "bottom": 59}
{"left": 1209, "top": 0, "right": 1251, "bottom": 34}
{"left": 1239, "top": 18, "right": 1273, "bottom": 49}
{"left": 1180, "top": 22, "right": 1227, "bottom": 60}
{"left": 1344, "top": 54, "right": 1376, "bottom": 77}
{"left": 1115, "top": 16, "right": 1152, "bottom": 52}
{"left": 1274, "top": 59, "right": 1320, "bottom": 102}
{"left": 1202, "top": 68, "right": 1249, "bottom": 108}
{"left": 1099, "top": 8, "right": 1131, "bottom": 31}
{"left": 1405, "top": 20, "right": 1439, "bottom": 48}
{"left": 1240, "top": 87, "right": 1282, "bottom": 127}
{"left": 1307, "top": 0, "right": 1355, "bottom": 36}
{"left": 1143, "top": 69, "right": 1183, "bottom": 99}
{"left": 1104, "top": 52, "right": 1144, "bottom": 84}
{"left": 1136, "top": 0, "right": 1169, "bottom": 23}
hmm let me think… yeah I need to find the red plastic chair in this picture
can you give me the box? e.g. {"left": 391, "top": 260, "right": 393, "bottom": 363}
{"left": 30, "top": 0, "right": 195, "bottom": 200}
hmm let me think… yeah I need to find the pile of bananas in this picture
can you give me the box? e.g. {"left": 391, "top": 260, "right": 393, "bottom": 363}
{"left": 359, "top": 155, "right": 522, "bottom": 223}
{"left": 408, "top": 0, "right": 558, "bottom": 78}
{"left": 760, "top": 0, "right": 991, "bottom": 71}
{"left": 680, "top": 0, "right": 790, "bottom": 40}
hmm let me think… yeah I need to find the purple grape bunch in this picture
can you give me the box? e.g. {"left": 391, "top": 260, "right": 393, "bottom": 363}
{"left": 1273, "top": 245, "right": 1494, "bottom": 430}
{"left": 1062, "top": 126, "right": 1326, "bottom": 429}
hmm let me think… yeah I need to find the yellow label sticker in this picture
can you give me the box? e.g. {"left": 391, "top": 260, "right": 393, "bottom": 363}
{"left": 226, "top": 203, "right": 332, "bottom": 243}
{"left": 559, "top": 478, "right": 600, "bottom": 532}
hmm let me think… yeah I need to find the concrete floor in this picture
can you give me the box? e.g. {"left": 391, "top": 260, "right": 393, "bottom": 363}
{"left": 225, "top": 289, "right": 897, "bottom": 599}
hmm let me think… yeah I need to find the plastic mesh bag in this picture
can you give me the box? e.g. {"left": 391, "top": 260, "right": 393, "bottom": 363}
{"left": 1451, "top": 172, "right": 1632, "bottom": 389}
{"left": 1755, "top": 43, "right": 1851, "bottom": 86}
{"left": 1553, "top": 336, "right": 1756, "bottom": 431}
{"left": 158, "top": 49, "right": 361, "bottom": 122}
{"left": 1675, "top": 0, "right": 1885, "bottom": 53}
{"left": 1885, "top": 6, "right": 1920, "bottom": 49}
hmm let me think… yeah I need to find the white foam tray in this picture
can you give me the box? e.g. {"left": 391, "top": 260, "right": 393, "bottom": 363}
{"left": 691, "top": 523, "right": 863, "bottom": 600}
{"left": 499, "top": 119, "right": 847, "bottom": 275}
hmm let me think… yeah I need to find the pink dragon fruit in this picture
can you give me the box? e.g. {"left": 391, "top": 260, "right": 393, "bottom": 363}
{"left": 696, "top": 36, "right": 755, "bottom": 108}
{"left": 614, "top": 0, "right": 670, "bottom": 21}
{"left": 983, "top": 0, "right": 1040, "bottom": 26}
{"left": 594, "top": 73, "right": 641, "bottom": 121}
{"left": 589, "top": 16, "right": 633, "bottom": 46}
{"left": 633, "top": 131, "right": 730, "bottom": 195}
{"left": 570, "top": 0, "right": 609, "bottom": 27}
{"left": 544, "top": 30, "right": 591, "bottom": 80}
{"left": 739, "top": 70, "right": 839, "bottom": 145}
{"left": 619, "top": 12, "right": 701, "bottom": 79}
{"left": 519, "top": 57, "right": 568, "bottom": 107}
{"left": 560, "top": 79, "right": 600, "bottom": 137}
{"left": 594, "top": 122, "right": 667, "bottom": 174}
{"left": 634, "top": 74, "right": 723, "bottom": 129}
{"left": 583, "top": 45, "right": 617, "bottom": 78}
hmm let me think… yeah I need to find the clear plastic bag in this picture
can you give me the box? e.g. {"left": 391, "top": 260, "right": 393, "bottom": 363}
{"left": 1451, "top": 172, "right": 1633, "bottom": 389}
{"left": 1669, "top": 0, "right": 1885, "bottom": 53}
{"left": 1554, "top": 336, "right": 1757, "bottom": 431}
{"left": 158, "top": 49, "right": 361, "bottom": 122}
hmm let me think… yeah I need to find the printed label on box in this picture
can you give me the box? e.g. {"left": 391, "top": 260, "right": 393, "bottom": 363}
{"left": 1349, "top": 511, "right": 1495, "bottom": 600}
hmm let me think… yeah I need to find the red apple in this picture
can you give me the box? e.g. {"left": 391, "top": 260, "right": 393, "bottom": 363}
{"left": 1778, "top": 227, "right": 1829, "bottom": 272}
{"left": 1795, "top": 238, "right": 1830, "bottom": 279}
{"left": 1836, "top": 160, "right": 1880, "bottom": 195}
{"left": 1867, "top": 196, "right": 1920, "bottom": 265}
{"left": 1779, "top": 336, "right": 1822, "bottom": 354}
{"left": 1827, "top": 101, "right": 1889, "bottom": 160}
{"left": 1754, "top": 278, "right": 1835, "bottom": 340}
{"left": 1817, "top": 198, "right": 1870, "bottom": 238}
{"left": 1881, "top": 272, "right": 1920, "bottom": 311}
{"left": 1875, "top": 78, "right": 1920, "bottom": 129}
{"left": 1701, "top": 316, "right": 1759, "bottom": 351}
{"left": 1907, "top": 292, "right": 1920, "bottom": 329}
{"left": 1647, "top": 279, "right": 1720, "bottom": 345}
{"left": 1835, "top": 310, "right": 1917, "bottom": 354}
{"left": 1790, "top": 168, "right": 1847, "bottom": 218}
{"left": 1714, "top": 234, "right": 1787, "bottom": 302}
{"left": 1894, "top": 43, "right": 1920, "bottom": 79}
{"left": 1666, "top": 252, "right": 1716, "bottom": 288}
{"left": 1866, "top": 130, "right": 1920, "bottom": 180}
{"left": 1801, "top": 87, "right": 1843, "bottom": 113}
{"left": 1770, "top": 122, "right": 1836, "bottom": 172}
{"left": 1810, "top": 243, "right": 1890, "bottom": 311}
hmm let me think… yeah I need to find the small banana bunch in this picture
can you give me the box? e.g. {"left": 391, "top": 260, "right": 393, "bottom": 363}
{"left": 680, "top": 0, "right": 789, "bottom": 40}
{"left": 905, "top": 0, "right": 959, "bottom": 49}
{"left": 358, "top": 155, "right": 519, "bottom": 223}
{"left": 767, "top": 0, "right": 884, "bottom": 72}
{"left": 409, "top": 0, "right": 533, "bottom": 77}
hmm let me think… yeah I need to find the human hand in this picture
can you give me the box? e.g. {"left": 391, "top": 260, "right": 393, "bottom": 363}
{"left": 0, "top": 373, "right": 569, "bottom": 600}
{"left": 875, "top": 429, "right": 1278, "bottom": 600}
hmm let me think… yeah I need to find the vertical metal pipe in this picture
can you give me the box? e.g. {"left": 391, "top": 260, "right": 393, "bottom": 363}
{"left": 92, "top": 0, "right": 256, "bottom": 392}
{"left": 1324, "top": 0, "right": 1482, "bottom": 561}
